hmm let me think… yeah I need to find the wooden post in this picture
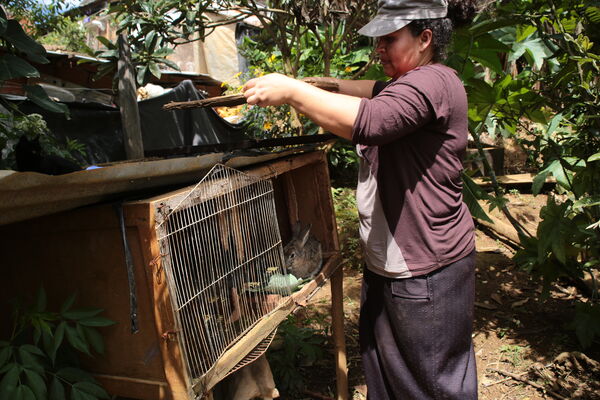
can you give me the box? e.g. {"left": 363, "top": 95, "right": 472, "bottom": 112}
{"left": 331, "top": 265, "right": 348, "bottom": 400}
{"left": 118, "top": 33, "right": 144, "bottom": 160}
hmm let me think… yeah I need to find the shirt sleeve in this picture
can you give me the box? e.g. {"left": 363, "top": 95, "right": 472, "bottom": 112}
{"left": 372, "top": 80, "right": 391, "bottom": 97}
{"left": 352, "top": 82, "right": 435, "bottom": 146}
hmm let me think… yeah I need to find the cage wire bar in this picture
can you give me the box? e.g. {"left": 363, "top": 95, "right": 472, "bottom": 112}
{"left": 155, "top": 164, "right": 292, "bottom": 380}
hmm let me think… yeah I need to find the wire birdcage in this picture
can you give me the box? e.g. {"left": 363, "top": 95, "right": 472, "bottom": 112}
{"left": 155, "top": 164, "right": 291, "bottom": 380}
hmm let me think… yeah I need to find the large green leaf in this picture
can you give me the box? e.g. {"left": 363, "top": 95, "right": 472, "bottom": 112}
{"left": 50, "top": 321, "right": 66, "bottom": 363}
{"left": 546, "top": 159, "right": 572, "bottom": 190}
{"left": 461, "top": 173, "right": 493, "bottom": 223}
{"left": 23, "top": 369, "right": 46, "bottom": 400}
{"left": 469, "top": 18, "right": 520, "bottom": 37}
{"left": 0, "top": 346, "right": 11, "bottom": 369}
{"left": 587, "top": 152, "right": 600, "bottom": 162}
{"left": 0, "top": 364, "right": 21, "bottom": 398}
{"left": 49, "top": 376, "right": 65, "bottom": 400}
{"left": 24, "top": 85, "right": 70, "bottom": 116}
{"left": 0, "top": 54, "right": 39, "bottom": 81}
{"left": 510, "top": 37, "right": 551, "bottom": 69}
{"left": 532, "top": 170, "right": 551, "bottom": 195}
{"left": 4, "top": 20, "right": 48, "bottom": 64}
{"left": 65, "top": 325, "right": 91, "bottom": 356}
{"left": 82, "top": 327, "right": 104, "bottom": 355}
{"left": 20, "top": 385, "right": 37, "bottom": 400}
{"left": 73, "top": 382, "right": 109, "bottom": 399}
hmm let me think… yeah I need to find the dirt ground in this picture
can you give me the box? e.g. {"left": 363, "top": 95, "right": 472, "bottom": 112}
{"left": 292, "top": 194, "right": 600, "bottom": 400}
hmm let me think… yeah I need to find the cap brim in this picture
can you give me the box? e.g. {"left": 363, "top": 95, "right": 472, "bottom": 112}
{"left": 358, "top": 16, "right": 411, "bottom": 37}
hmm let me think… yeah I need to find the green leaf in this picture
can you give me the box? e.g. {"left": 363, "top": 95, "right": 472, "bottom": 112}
{"left": 17, "top": 347, "right": 43, "bottom": 374}
{"left": 56, "top": 367, "right": 94, "bottom": 383}
{"left": 79, "top": 316, "right": 115, "bottom": 328}
{"left": 19, "top": 345, "right": 44, "bottom": 357}
{"left": 144, "top": 30, "right": 156, "bottom": 51}
{"left": 82, "top": 327, "right": 104, "bottom": 355}
{"left": 4, "top": 20, "right": 48, "bottom": 64}
{"left": 546, "top": 113, "right": 563, "bottom": 138}
{"left": 49, "top": 376, "right": 65, "bottom": 400}
{"left": 62, "top": 309, "right": 102, "bottom": 321}
{"left": 65, "top": 325, "right": 91, "bottom": 356}
{"left": 60, "top": 293, "right": 77, "bottom": 314}
{"left": 0, "top": 346, "right": 11, "bottom": 368}
{"left": 588, "top": 152, "right": 600, "bottom": 162}
{"left": 469, "top": 18, "right": 518, "bottom": 37}
{"left": 148, "top": 62, "right": 161, "bottom": 79}
{"left": 96, "top": 36, "right": 115, "bottom": 49}
{"left": 532, "top": 170, "right": 550, "bottom": 195}
{"left": 24, "top": 85, "right": 70, "bottom": 116}
{"left": 73, "top": 381, "right": 109, "bottom": 399}
{"left": 152, "top": 47, "right": 174, "bottom": 58}
{"left": 71, "top": 387, "right": 85, "bottom": 400}
{"left": 137, "top": 65, "right": 148, "bottom": 86}
{"left": 157, "top": 58, "right": 180, "bottom": 71}
{"left": 50, "top": 321, "right": 66, "bottom": 363}
{"left": 20, "top": 385, "right": 36, "bottom": 400}
{"left": 0, "top": 15, "right": 7, "bottom": 36}
{"left": 0, "top": 54, "right": 39, "bottom": 80}
{"left": 0, "top": 364, "right": 21, "bottom": 398}
{"left": 573, "top": 196, "right": 600, "bottom": 209}
{"left": 461, "top": 173, "right": 493, "bottom": 223}
{"left": 516, "top": 25, "right": 537, "bottom": 42}
{"left": 23, "top": 369, "right": 47, "bottom": 400}
{"left": 546, "top": 160, "right": 571, "bottom": 190}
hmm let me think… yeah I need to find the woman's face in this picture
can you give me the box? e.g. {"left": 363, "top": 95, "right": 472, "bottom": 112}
{"left": 376, "top": 26, "right": 433, "bottom": 79}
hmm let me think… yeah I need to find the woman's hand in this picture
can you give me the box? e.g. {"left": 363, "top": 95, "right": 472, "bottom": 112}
{"left": 242, "top": 73, "right": 299, "bottom": 107}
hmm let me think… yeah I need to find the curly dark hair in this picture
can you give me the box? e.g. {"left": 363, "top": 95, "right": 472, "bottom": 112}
{"left": 408, "top": 0, "right": 479, "bottom": 62}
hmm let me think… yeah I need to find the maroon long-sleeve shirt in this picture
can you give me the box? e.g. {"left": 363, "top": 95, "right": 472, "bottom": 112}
{"left": 352, "top": 63, "right": 475, "bottom": 278}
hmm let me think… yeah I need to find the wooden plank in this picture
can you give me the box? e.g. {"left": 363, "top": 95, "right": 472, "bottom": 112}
{"left": 472, "top": 173, "right": 555, "bottom": 187}
{"left": 94, "top": 374, "right": 169, "bottom": 400}
{"left": 314, "top": 152, "right": 340, "bottom": 252}
{"left": 283, "top": 173, "right": 299, "bottom": 224}
{"left": 125, "top": 204, "right": 192, "bottom": 400}
{"left": 0, "top": 205, "right": 169, "bottom": 389}
{"left": 331, "top": 267, "right": 348, "bottom": 400}
{"left": 118, "top": 33, "right": 144, "bottom": 160}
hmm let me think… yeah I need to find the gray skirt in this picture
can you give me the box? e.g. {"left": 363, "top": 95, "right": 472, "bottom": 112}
{"left": 359, "top": 251, "right": 478, "bottom": 400}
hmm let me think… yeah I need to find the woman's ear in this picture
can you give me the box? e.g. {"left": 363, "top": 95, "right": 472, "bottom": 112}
{"left": 419, "top": 29, "right": 433, "bottom": 51}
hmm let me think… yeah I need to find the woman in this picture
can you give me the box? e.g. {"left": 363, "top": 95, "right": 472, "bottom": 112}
{"left": 243, "top": 0, "right": 479, "bottom": 398}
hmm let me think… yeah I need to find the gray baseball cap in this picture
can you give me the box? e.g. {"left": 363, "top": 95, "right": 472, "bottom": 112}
{"left": 358, "top": 0, "right": 448, "bottom": 37}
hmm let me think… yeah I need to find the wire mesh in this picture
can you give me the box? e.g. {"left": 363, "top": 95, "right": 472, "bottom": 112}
{"left": 155, "top": 164, "right": 291, "bottom": 380}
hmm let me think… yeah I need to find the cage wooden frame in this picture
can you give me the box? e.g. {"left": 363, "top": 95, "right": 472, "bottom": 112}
{"left": 0, "top": 150, "right": 347, "bottom": 400}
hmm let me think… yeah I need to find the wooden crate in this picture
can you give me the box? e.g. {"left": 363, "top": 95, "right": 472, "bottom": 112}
{"left": 0, "top": 150, "right": 346, "bottom": 400}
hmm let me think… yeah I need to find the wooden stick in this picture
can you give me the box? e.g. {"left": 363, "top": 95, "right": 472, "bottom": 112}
{"left": 331, "top": 266, "right": 348, "bottom": 400}
{"left": 163, "top": 79, "right": 340, "bottom": 110}
{"left": 487, "top": 368, "right": 568, "bottom": 400}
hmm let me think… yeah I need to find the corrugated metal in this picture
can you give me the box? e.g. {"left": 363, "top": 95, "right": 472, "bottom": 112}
{"left": 0, "top": 149, "right": 305, "bottom": 226}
